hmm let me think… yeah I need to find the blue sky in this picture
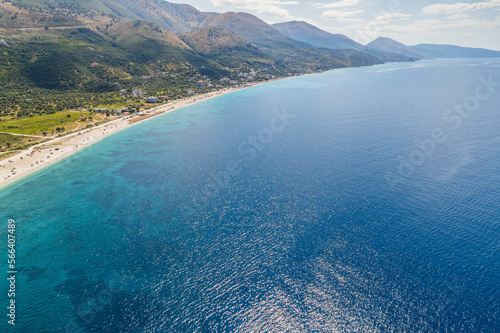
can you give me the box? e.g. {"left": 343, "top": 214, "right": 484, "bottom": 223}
{"left": 170, "top": 0, "right": 500, "bottom": 50}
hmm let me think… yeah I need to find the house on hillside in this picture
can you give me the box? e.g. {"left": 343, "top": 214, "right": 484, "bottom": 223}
{"left": 0, "top": 40, "right": 6, "bottom": 45}
{"left": 132, "top": 89, "right": 143, "bottom": 97}
{"left": 147, "top": 96, "right": 158, "bottom": 103}
{"left": 196, "top": 80, "right": 205, "bottom": 88}
{"left": 188, "top": 89, "right": 195, "bottom": 95}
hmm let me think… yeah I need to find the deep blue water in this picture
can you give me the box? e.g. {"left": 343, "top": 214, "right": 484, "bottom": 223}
{"left": 1, "top": 59, "right": 499, "bottom": 332}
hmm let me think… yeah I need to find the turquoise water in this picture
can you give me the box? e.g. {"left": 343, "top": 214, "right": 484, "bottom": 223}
{"left": 1, "top": 59, "right": 499, "bottom": 332}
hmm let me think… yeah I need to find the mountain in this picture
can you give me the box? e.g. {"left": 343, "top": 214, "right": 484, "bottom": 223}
{"left": 179, "top": 27, "right": 275, "bottom": 68}
{"left": 271, "top": 21, "right": 416, "bottom": 63}
{"left": 1, "top": 22, "right": 223, "bottom": 91}
{"left": 366, "top": 37, "right": 500, "bottom": 59}
{"left": 2, "top": 1, "right": 387, "bottom": 69}
{"left": 0, "top": 0, "right": 94, "bottom": 28}
{"left": 160, "top": 1, "right": 219, "bottom": 30}
{"left": 272, "top": 21, "right": 363, "bottom": 50}
{"left": 8, "top": 0, "right": 194, "bottom": 32}
{"left": 410, "top": 44, "right": 500, "bottom": 58}
{"left": 106, "top": 20, "right": 191, "bottom": 50}
{"left": 103, "top": 20, "right": 236, "bottom": 78}
{"left": 366, "top": 37, "right": 426, "bottom": 59}
{"left": 200, "top": 12, "right": 382, "bottom": 69}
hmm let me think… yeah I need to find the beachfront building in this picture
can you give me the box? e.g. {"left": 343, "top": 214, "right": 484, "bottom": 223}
{"left": 188, "top": 89, "right": 195, "bottom": 95}
{"left": 197, "top": 80, "right": 205, "bottom": 88}
{"left": 147, "top": 96, "right": 158, "bottom": 103}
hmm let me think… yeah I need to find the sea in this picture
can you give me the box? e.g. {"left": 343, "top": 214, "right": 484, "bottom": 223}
{"left": 0, "top": 58, "right": 499, "bottom": 332}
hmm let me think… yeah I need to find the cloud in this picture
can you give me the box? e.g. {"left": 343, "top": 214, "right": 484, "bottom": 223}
{"left": 447, "top": 14, "right": 471, "bottom": 20}
{"left": 375, "top": 13, "right": 412, "bottom": 21}
{"left": 378, "top": 16, "right": 500, "bottom": 34}
{"left": 209, "top": 0, "right": 299, "bottom": 18}
{"left": 314, "top": 0, "right": 364, "bottom": 23}
{"left": 313, "top": 0, "right": 361, "bottom": 9}
{"left": 321, "top": 9, "right": 364, "bottom": 22}
{"left": 422, "top": 0, "right": 500, "bottom": 15}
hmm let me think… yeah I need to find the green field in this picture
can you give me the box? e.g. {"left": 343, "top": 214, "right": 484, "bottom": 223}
{"left": 0, "top": 111, "right": 96, "bottom": 135}
{"left": 0, "top": 133, "right": 46, "bottom": 152}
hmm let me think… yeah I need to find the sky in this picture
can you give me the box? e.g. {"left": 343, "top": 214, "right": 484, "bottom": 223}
{"left": 169, "top": 0, "right": 500, "bottom": 50}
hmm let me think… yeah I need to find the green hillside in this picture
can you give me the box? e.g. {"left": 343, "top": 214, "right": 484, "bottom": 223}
{"left": 0, "top": 0, "right": 419, "bottom": 153}
{"left": 0, "top": 23, "right": 229, "bottom": 122}
{"left": 180, "top": 27, "right": 276, "bottom": 69}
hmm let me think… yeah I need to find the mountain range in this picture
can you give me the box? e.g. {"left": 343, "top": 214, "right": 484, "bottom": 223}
{"left": 1, "top": 0, "right": 500, "bottom": 95}
{"left": 273, "top": 21, "right": 363, "bottom": 51}
{"left": 367, "top": 37, "right": 500, "bottom": 59}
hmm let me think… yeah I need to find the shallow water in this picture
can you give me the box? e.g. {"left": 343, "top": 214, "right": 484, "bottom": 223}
{"left": 1, "top": 58, "right": 499, "bottom": 332}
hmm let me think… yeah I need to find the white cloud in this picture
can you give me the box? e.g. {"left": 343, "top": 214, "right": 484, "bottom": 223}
{"left": 209, "top": 0, "right": 299, "bottom": 18}
{"left": 313, "top": 0, "right": 361, "bottom": 9}
{"left": 422, "top": 0, "right": 500, "bottom": 15}
{"left": 321, "top": 9, "right": 364, "bottom": 22}
{"left": 314, "top": 0, "right": 364, "bottom": 23}
{"left": 375, "top": 13, "right": 412, "bottom": 21}
{"left": 447, "top": 14, "right": 471, "bottom": 20}
{"left": 378, "top": 16, "right": 500, "bottom": 34}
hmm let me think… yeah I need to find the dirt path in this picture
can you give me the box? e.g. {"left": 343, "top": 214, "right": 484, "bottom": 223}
{"left": 0, "top": 131, "right": 51, "bottom": 139}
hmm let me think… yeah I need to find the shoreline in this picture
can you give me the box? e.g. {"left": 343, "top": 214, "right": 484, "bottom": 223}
{"left": 0, "top": 60, "right": 403, "bottom": 191}
{"left": 0, "top": 78, "right": 287, "bottom": 191}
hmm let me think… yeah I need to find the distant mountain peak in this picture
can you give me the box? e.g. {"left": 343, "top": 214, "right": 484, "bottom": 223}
{"left": 366, "top": 37, "right": 426, "bottom": 59}
{"left": 272, "top": 21, "right": 363, "bottom": 50}
{"left": 410, "top": 43, "right": 500, "bottom": 58}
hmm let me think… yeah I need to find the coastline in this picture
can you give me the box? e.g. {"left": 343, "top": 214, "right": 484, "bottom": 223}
{"left": 0, "top": 78, "right": 288, "bottom": 191}
{"left": 0, "top": 60, "right": 397, "bottom": 191}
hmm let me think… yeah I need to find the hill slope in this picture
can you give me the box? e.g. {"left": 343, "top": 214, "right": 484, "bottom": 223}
{"left": 271, "top": 21, "right": 416, "bottom": 63}
{"left": 366, "top": 37, "right": 426, "bottom": 59}
{"left": 179, "top": 27, "right": 275, "bottom": 68}
{"left": 0, "top": 21, "right": 228, "bottom": 92}
{"left": 203, "top": 12, "right": 382, "bottom": 69}
{"left": 6, "top": 0, "right": 193, "bottom": 32}
{"left": 272, "top": 21, "right": 363, "bottom": 50}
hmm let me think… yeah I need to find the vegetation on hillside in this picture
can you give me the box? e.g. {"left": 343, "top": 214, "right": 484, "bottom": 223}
{"left": 180, "top": 27, "right": 277, "bottom": 69}
{"left": 0, "top": 0, "right": 418, "bottom": 154}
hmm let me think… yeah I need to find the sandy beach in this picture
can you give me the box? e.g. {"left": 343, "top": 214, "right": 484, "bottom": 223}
{"left": 0, "top": 85, "right": 248, "bottom": 190}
